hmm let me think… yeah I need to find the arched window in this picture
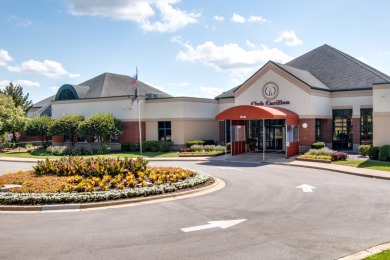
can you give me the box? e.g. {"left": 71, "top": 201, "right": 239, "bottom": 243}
{"left": 55, "top": 84, "right": 78, "bottom": 101}
{"left": 58, "top": 89, "right": 76, "bottom": 100}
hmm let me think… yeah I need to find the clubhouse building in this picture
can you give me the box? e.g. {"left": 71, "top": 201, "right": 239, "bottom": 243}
{"left": 28, "top": 44, "right": 390, "bottom": 156}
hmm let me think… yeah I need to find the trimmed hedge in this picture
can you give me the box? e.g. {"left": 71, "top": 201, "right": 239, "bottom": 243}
{"left": 379, "top": 145, "right": 390, "bottom": 161}
{"left": 186, "top": 140, "right": 205, "bottom": 148}
{"left": 311, "top": 142, "right": 325, "bottom": 149}
{"left": 143, "top": 141, "right": 160, "bottom": 152}
{"left": 358, "top": 145, "right": 371, "bottom": 157}
{"left": 368, "top": 146, "right": 380, "bottom": 160}
{"left": 121, "top": 142, "right": 137, "bottom": 152}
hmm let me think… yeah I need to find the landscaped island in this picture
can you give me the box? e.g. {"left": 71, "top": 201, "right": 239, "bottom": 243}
{"left": 0, "top": 157, "right": 210, "bottom": 205}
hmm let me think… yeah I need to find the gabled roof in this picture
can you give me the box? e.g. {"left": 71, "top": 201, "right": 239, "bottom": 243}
{"left": 285, "top": 44, "right": 390, "bottom": 90}
{"left": 215, "top": 44, "right": 390, "bottom": 99}
{"left": 77, "top": 72, "right": 172, "bottom": 99}
{"left": 27, "top": 95, "right": 55, "bottom": 118}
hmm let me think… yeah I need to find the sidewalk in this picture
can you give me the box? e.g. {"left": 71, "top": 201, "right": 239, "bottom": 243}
{"left": 1, "top": 154, "right": 389, "bottom": 180}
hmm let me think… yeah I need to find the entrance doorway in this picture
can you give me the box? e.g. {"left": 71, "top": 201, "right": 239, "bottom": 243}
{"left": 248, "top": 119, "right": 285, "bottom": 151}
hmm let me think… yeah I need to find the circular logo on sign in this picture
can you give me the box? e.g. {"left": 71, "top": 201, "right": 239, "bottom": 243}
{"left": 262, "top": 82, "right": 279, "bottom": 101}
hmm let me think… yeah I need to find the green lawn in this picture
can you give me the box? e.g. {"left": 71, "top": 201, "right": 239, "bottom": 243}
{"left": 364, "top": 249, "right": 390, "bottom": 259}
{"left": 332, "top": 159, "right": 390, "bottom": 172}
{"left": 0, "top": 151, "right": 179, "bottom": 159}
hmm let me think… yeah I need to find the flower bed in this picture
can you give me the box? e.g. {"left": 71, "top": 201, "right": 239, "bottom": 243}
{"left": 179, "top": 145, "right": 226, "bottom": 157}
{"left": 298, "top": 147, "right": 348, "bottom": 162}
{"left": 0, "top": 156, "right": 211, "bottom": 205}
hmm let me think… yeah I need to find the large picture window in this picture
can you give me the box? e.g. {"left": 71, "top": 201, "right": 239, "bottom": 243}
{"left": 158, "top": 121, "right": 171, "bottom": 141}
{"left": 361, "top": 108, "right": 373, "bottom": 145}
{"left": 332, "top": 109, "right": 353, "bottom": 150}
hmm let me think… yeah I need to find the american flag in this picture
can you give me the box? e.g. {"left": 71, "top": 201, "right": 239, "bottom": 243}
{"left": 131, "top": 67, "right": 138, "bottom": 101}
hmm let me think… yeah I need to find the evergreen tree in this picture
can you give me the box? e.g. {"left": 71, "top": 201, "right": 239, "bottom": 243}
{"left": 1, "top": 82, "right": 33, "bottom": 113}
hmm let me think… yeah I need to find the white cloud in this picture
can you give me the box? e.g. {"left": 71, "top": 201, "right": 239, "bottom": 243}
{"left": 247, "top": 15, "right": 269, "bottom": 24}
{"left": 0, "top": 80, "right": 10, "bottom": 88}
{"left": 174, "top": 38, "right": 292, "bottom": 76}
{"left": 15, "top": 80, "right": 40, "bottom": 87}
{"left": 7, "top": 59, "right": 80, "bottom": 78}
{"left": 8, "top": 16, "right": 32, "bottom": 27}
{"left": 171, "top": 81, "right": 190, "bottom": 87}
{"left": 0, "top": 49, "right": 13, "bottom": 66}
{"left": 66, "top": 0, "right": 200, "bottom": 33}
{"left": 356, "top": 56, "right": 368, "bottom": 63}
{"left": 213, "top": 15, "right": 224, "bottom": 21}
{"left": 245, "top": 40, "right": 256, "bottom": 49}
{"left": 274, "top": 30, "right": 303, "bottom": 46}
{"left": 200, "top": 87, "right": 224, "bottom": 98}
{"left": 50, "top": 86, "right": 60, "bottom": 93}
{"left": 231, "top": 13, "right": 245, "bottom": 23}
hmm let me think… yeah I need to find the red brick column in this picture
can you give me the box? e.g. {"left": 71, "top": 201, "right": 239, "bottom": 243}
{"left": 352, "top": 118, "right": 360, "bottom": 149}
{"left": 299, "top": 119, "right": 316, "bottom": 147}
{"left": 119, "top": 121, "right": 146, "bottom": 144}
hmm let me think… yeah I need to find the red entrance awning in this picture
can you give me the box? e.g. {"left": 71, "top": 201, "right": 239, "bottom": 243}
{"left": 215, "top": 105, "right": 299, "bottom": 125}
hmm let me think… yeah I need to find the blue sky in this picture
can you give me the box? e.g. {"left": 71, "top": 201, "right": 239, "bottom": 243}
{"left": 1, "top": 0, "right": 390, "bottom": 103}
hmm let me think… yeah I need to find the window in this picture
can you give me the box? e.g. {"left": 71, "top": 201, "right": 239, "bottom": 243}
{"left": 315, "top": 119, "right": 322, "bottom": 141}
{"left": 158, "top": 121, "right": 171, "bottom": 141}
{"left": 361, "top": 108, "right": 373, "bottom": 145}
{"left": 287, "top": 125, "right": 299, "bottom": 142}
{"left": 58, "top": 89, "right": 76, "bottom": 100}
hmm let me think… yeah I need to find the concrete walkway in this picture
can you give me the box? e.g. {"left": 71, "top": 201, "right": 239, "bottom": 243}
{"left": 0, "top": 152, "right": 389, "bottom": 180}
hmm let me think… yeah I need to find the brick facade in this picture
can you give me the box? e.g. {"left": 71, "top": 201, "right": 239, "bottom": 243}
{"left": 352, "top": 118, "right": 361, "bottom": 150}
{"left": 299, "top": 119, "right": 316, "bottom": 147}
{"left": 119, "top": 121, "right": 146, "bottom": 144}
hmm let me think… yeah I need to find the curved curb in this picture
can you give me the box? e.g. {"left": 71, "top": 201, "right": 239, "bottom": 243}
{"left": 0, "top": 177, "right": 225, "bottom": 213}
{"left": 274, "top": 163, "right": 390, "bottom": 181}
{"left": 337, "top": 241, "right": 390, "bottom": 260}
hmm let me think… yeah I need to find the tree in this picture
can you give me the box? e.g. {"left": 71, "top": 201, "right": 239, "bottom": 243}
{"left": 49, "top": 114, "right": 84, "bottom": 146}
{"left": 1, "top": 82, "right": 33, "bottom": 113}
{"left": 25, "top": 116, "right": 53, "bottom": 147}
{"left": 0, "top": 93, "right": 27, "bottom": 143}
{"left": 77, "top": 112, "right": 122, "bottom": 147}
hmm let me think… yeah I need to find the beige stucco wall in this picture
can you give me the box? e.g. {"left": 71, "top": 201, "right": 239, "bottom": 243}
{"left": 52, "top": 97, "right": 143, "bottom": 120}
{"left": 145, "top": 98, "right": 218, "bottom": 120}
{"left": 331, "top": 91, "right": 373, "bottom": 117}
{"left": 218, "top": 99, "right": 235, "bottom": 113}
{"left": 145, "top": 119, "right": 218, "bottom": 145}
{"left": 234, "top": 70, "right": 331, "bottom": 117}
{"left": 373, "top": 84, "right": 390, "bottom": 146}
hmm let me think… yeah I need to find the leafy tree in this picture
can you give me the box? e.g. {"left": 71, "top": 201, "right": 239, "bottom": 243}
{"left": 25, "top": 116, "right": 53, "bottom": 147}
{"left": 49, "top": 114, "right": 84, "bottom": 146}
{"left": 77, "top": 112, "right": 122, "bottom": 147}
{"left": 0, "top": 93, "right": 27, "bottom": 143}
{"left": 0, "top": 82, "right": 33, "bottom": 113}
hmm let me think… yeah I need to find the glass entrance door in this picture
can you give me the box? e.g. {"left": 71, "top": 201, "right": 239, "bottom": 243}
{"left": 332, "top": 109, "right": 353, "bottom": 150}
{"left": 248, "top": 119, "right": 285, "bottom": 150}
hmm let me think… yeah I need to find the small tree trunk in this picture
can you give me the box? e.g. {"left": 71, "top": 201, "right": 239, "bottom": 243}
{"left": 12, "top": 131, "right": 17, "bottom": 144}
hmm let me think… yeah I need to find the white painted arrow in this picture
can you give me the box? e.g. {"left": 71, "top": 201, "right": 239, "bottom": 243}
{"left": 296, "top": 184, "right": 316, "bottom": 192}
{"left": 181, "top": 219, "right": 247, "bottom": 233}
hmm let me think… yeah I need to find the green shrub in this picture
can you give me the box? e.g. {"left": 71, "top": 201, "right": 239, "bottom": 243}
{"left": 358, "top": 145, "right": 371, "bottom": 157}
{"left": 186, "top": 140, "right": 204, "bottom": 148}
{"left": 226, "top": 142, "right": 231, "bottom": 151}
{"left": 160, "top": 141, "right": 173, "bottom": 152}
{"left": 46, "top": 145, "right": 68, "bottom": 156}
{"left": 379, "top": 145, "right": 390, "bottom": 161}
{"left": 25, "top": 143, "right": 33, "bottom": 149}
{"left": 311, "top": 142, "right": 325, "bottom": 149}
{"left": 368, "top": 146, "right": 380, "bottom": 160}
{"left": 203, "top": 140, "right": 215, "bottom": 145}
{"left": 190, "top": 145, "right": 226, "bottom": 153}
{"left": 121, "top": 142, "right": 131, "bottom": 152}
{"left": 143, "top": 140, "right": 160, "bottom": 152}
{"left": 29, "top": 147, "right": 47, "bottom": 156}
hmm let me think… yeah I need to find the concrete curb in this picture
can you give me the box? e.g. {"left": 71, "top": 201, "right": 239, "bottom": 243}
{"left": 337, "top": 241, "right": 390, "bottom": 260}
{"left": 274, "top": 162, "right": 390, "bottom": 181}
{"left": 0, "top": 177, "right": 224, "bottom": 212}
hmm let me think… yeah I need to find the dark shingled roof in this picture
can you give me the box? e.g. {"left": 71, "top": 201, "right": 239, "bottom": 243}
{"left": 77, "top": 72, "right": 172, "bottom": 98}
{"left": 215, "top": 44, "right": 390, "bottom": 99}
{"left": 28, "top": 95, "right": 55, "bottom": 118}
{"left": 285, "top": 44, "right": 390, "bottom": 90}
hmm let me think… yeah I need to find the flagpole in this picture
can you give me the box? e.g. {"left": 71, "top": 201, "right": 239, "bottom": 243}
{"left": 136, "top": 67, "right": 142, "bottom": 155}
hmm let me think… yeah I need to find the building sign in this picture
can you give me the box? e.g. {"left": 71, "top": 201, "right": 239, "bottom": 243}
{"left": 251, "top": 81, "right": 291, "bottom": 106}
